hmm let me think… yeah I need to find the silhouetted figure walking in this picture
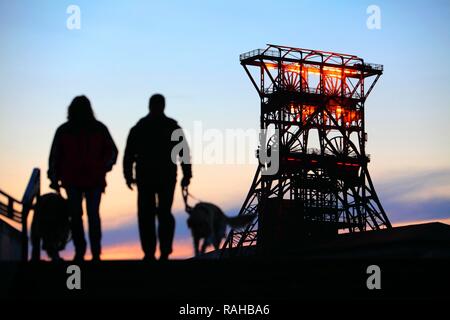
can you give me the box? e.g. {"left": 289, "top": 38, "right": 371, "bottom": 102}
{"left": 48, "top": 95, "right": 118, "bottom": 261}
{"left": 124, "top": 94, "right": 192, "bottom": 260}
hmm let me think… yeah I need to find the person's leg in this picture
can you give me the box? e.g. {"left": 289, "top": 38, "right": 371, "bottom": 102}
{"left": 85, "top": 188, "right": 103, "bottom": 260}
{"left": 156, "top": 180, "right": 176, "bottom": 259}
{"left": 46, "top": 247, "right": 62, "bottom": 261}
{"left": 65, "top": 187, "right": 86, "bottom": 260}
{"left": 137, "top": 184, "right": 157, "bottom": 260}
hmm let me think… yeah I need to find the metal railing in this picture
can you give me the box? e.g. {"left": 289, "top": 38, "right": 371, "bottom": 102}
{"left": 264, "top": 85, "right": 362, "bottom": 99}
{"left": 0, "top": 168, "right": 40, "bottom": 261}
{"left": 0, "top": 191, "right": 22, "bottom": 223}
{"left": 239, "top": 49, "right": 384, "bottom": 72}
{"left": 240, "top": 49, "right": 280, "bottom": 61}
{"left": 364, "top": 63, "right": 383, "bottom": 71}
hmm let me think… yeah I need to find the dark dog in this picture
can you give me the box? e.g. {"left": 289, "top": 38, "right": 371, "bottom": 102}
{"left": 186, "top": 200, "right": 255, "bottom": 257}
{"left": 31, "top": 193, "right": 71, "bottom": 261}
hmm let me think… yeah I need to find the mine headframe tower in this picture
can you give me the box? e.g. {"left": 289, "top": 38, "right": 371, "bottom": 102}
{"left": 221, "top": 44, "right": 391, "bottom": 256}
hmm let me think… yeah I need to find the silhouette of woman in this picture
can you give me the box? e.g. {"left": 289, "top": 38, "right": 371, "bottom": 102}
{"left": 48, "top": 95, "right": 118, "bottom": 261}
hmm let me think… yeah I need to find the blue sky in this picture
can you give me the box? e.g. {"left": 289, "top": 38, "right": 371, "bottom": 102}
{"left": 1, "top": 0, "right": 449, "bottom": 258}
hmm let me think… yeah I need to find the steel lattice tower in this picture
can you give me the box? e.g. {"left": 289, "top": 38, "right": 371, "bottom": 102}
{"left": 221, "top": 44, "right": 391, "bottom": 256}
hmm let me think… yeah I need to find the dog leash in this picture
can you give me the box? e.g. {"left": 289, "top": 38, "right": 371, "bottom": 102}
{"left": 182, "top": 186, "right": 202, "bottom": 213}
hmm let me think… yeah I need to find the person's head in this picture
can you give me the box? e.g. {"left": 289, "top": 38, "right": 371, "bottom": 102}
{"left": 149, "top": 94, "right": 165, "bottom": 115}
{"left": 67, "top": 95, "right": 95, "bottom": 123}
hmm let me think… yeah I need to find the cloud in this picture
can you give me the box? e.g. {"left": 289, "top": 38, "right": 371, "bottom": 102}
{"left": 384, "top": 197, "right": 450, "bottom": 222}
{"left": 377, "top": 169, "right": 450, "bottom": 202}
{"left": 376, "top": 168, "right": 450, "bottom": 223}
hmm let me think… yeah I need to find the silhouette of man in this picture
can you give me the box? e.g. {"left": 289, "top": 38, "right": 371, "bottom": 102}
{"left": 48, "top": 95, "right": 118, "bottom": 261}
{"left": 124, "top": 94, "right": 192, "bottom": 261}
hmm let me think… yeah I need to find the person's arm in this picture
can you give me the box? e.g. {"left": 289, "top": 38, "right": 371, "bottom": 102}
{"left": 103, "top": 126, "right": 118, "bottom": 172}
{"left": 176, "top": 125, "right": 192, "bottom": 187}
{"left": 47, "top": 127, "right": 62, "bottom": 191}
{"left": 123, "top": 126, "right": 137, "bottom": 189}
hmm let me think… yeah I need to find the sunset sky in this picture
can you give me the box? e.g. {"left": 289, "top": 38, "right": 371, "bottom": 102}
{"left": 1, "top": 0, "right": 449, "bottom": 259}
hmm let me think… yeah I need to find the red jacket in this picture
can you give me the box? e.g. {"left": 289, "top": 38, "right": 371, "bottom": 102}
{"left": 48, "top": 120, "right": 118, "bottom": 190}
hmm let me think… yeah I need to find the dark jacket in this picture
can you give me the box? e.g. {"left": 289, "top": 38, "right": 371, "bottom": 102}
{"left": 48, "top": 120, "right": 118, "bottom": 190}
{"left": 123, "top": 113, "right": 191, "bottom": 185}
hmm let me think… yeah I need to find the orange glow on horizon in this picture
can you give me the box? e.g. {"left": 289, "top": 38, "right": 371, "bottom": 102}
{"left": 59, "top": 238, "right": 195, "bottom": 261}
{"left": 392, "top": 217, "right": 450, "bottom": 228}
